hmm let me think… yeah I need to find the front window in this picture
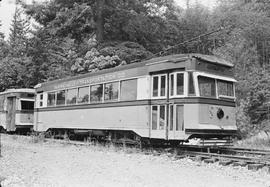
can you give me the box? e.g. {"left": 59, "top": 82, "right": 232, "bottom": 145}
{"left": 198, "top": 76, "right": 216, "bottom": 98}
{"left": 176, "top": 73, "right": 184, "bottom": 95}
{"left": 218, "top": 80, "right": 234, "bottom": 97}
{"left": 21, "top": 100, "right": 34, "bottom": 110}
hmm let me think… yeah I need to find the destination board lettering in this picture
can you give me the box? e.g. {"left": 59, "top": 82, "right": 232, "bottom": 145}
{"left": 53, "top": 72, "right": 126, "bottom": 90}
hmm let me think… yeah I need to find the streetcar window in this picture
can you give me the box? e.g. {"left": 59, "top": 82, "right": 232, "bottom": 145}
{"left": 176, "top": 73, "right": 184, "bottom": 95}
{"left": 152, "top": 76, "right": 159, "bottom": 97}
{"left": 39, "top": 94, "right": 43, "bottom": 107}
{"left": 170, "top": 74, "right": 174, "bottom": 96}
{"left": 0, "top": 96, "right": 5, "bottom": 111}
{"left": 104, "top": 82, "right": 119, "bottom": 101}
{"left": 152, "top": 74, "right": 167, "bottom": 98}
{"left": 90, "top": 84, "right": 103, "bottom": 103}
{"left": 188, "top": 72, "right": 195, "bottom": 96}
{"left": 152, "top": 106, "right": 158, "bottom": 130}
{"left": 56, "top": 90, "right": 66, "bottom": 106}
{"left": 21, "top": 100, "right": 34, "bottom": 110}
{"left": 160, "top": 75, "right": 166, "bottom": 96}
{"left": 78, "top": 86, "right": 89, "bottom": 104}
{"left": 159, "top": 105, "right": 165, "bottom": 130}
{"left": 120, "top": 79, "right": 137, "bottom": 101}
{"left": 66, "top": 88, "right": 77, "bottom": 105}
{"left": 218, "top": 80, "right": 234, "bottom": 97}
{"left": 198, "top": 76, "right": 216, "bottom": 98}
{"left": 47, "top": 92, "right": 56, "bottom": 106}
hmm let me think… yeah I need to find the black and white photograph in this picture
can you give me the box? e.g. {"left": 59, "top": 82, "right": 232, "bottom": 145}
{"left": 0, "top": 0, "right": 270, "bottom": 186}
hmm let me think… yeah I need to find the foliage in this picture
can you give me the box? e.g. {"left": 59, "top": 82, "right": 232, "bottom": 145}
{"left": 0, "top": 0, "right": 269, "bottom": 138}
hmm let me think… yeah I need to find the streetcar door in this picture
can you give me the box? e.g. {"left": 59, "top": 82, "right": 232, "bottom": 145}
{"left": 6, "top": 97, "right": 16, "bottom": 131}
{"left": 151, "top": 105, "right": 167, "bottom": 139}
{"left": 168, "top": 104, "right": 184, "bottom": 139}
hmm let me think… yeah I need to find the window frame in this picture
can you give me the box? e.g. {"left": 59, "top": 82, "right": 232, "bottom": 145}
{"left": 151, "top": 105, "right": 167, "bottom": 130}
{"left": 169, "top": 72, "right": 186, "bottom": 98}
{"left": 193, "top": 72, "right": 236, "bottom": 99}
{"left": 151, "top": 74, "right": 167, "bottom": 99}
{"left": 120, "top": 78, "right": 137, "bottom": 101}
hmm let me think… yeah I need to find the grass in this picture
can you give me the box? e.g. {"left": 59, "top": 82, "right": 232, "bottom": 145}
{"left": 234, "top": 131, "right": 270, "bottom": 150}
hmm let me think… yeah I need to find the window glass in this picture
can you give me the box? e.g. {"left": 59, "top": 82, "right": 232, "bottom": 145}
{"left": 90, "top": 84, "right": 103, "bottom": 103}
{"left": 105, "top": 82, "right": 119, "bottom": 101}
{"left": 169, "top": 105, "right": 173, "bottom": 131}
{"left": 218, "top": 80, "right": 234, "bottom": 97}
{"left": 0, "top": 96, "right": 4, "bottom": 111}
{"left": 198, "top": 76, "right": 216, "bottom": 98}
{"left": 39, "top": 94, "right": 43, "bottom": 107}
{"left": 56, "top": 90, "right": 66, "bottom": 106}
{"left": 188, "top": 72, "right": 195, "bottom": 95}
{"left": 120, "top": 79, "right": 137, "bottom": 101}
{"left": 160, "top": 75, "right": 166, "bottom": 96}
{"left": 152, "top": 106, "right": 158, "bottom": 130}
{"left": 47, "top": 92, "right": 56, "bottom": 106}
{"left": 66, "top": 88, "right": 77, "bottom": 105}
{"left": 78, "top": 86, "right": 89, "bottom": 104}
{"left": 170, "top": 74, "right": 174, "bottom": 96}
{"left": 159, "top": 105, "right": 165, "bottom": 130}
{"left": 153, "top": 76, "right": 159, "bottom": 97}
{"left": 21, "top": 101, "right": 34, "bottom": 110}
{"left": 176, "top": 73, "right": 184, "bottom": 95}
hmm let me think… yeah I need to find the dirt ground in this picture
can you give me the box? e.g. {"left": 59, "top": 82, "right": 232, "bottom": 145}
{"left": 0, "top": 134, "right": 270, "bottom": 187}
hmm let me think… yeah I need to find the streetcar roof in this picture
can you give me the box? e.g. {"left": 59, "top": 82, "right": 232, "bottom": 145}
{"left": 35, "top": 53, "right": 234, "bottom": 91}
{"left": 0, "top": 88, "right": 35, "bottom": 95}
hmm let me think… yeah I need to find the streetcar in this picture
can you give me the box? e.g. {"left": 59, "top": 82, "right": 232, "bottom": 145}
{"left": 0, "top": 89, "right": 35, "bottom": 133}
{"left": 34, "top": 53, "right": 237, "bottom": 145}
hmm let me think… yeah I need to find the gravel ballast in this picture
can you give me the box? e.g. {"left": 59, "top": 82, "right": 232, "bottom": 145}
{"left": 0, "top": 134, "right": 270, "bottom": 187}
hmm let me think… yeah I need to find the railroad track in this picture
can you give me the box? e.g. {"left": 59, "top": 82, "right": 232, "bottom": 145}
{"left": 174, "top": 145, "right": 270, "bottom": 170}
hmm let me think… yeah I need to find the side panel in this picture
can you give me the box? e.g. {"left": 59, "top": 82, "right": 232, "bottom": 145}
{"left": 35, "top": 105, "right": 150, "bottom": 138}
{"left": 185, "top": 104, "right": 237, "bottom": 130}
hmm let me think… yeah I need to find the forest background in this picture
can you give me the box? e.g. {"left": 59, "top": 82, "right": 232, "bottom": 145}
{"left": 0, "top": 0, "right": 269, "bottom": 138}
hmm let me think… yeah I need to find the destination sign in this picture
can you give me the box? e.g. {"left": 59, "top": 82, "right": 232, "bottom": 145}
{"left": 53, "top": 72, "right": 126, "bottom": 90}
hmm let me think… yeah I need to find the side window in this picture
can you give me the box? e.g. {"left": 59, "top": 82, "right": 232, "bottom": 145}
{"left": 47, "top": 92, "right": 56, "bottom": 106}
{"left": 160, "top": 75, "right": 166, "bottom": 96}
{"left": 170, "top": 74, "right": 174, "bottom": 96}
{"left": 104, "top": 82, "right": 119, "bottom": 101}
{"left": 56, "top": 90, "right": 66, "bottom": 106}
{"left": 169, "top": 72, "right": 184, "bottom": 97}
{"left": 39, "top": 94, "right": 43, "bottom": 107}
{"left": 120, "top": 79, "right": 137, "bottom": 101}
{"left": 152, "top": 76, "right": 159, "bottom": 97}
{"left": 90, "top": 84, "right": 103, "bottom": 103}
{"left": 198, "top": 76, "right": 216, "bottom": 98}
{"left": 152, "top": 74, "right": 167, "bottom": 98}
{"left": 78, "top": 86, "right": 89, "bottom": 104}
{"left": 66, "top": 88, "right": 77, "bottom": 105}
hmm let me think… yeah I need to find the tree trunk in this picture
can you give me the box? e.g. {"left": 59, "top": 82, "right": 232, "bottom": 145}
{"left": 96, "top": 0, "right": 105, "bottom": 43}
